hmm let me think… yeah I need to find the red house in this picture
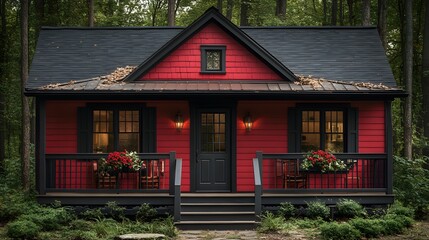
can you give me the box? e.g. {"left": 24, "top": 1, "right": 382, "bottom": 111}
{"left": 26, "top": 8, "right": 405, "bottom": 228}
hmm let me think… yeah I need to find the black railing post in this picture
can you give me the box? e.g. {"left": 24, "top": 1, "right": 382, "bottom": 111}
{"left": 253, "top": 157, "right": 262, "bottom": 216}
{"left": 385, "top": 101, "right": 394, "bottom": 194}
{"left": 36, "top": 98, "right": 46, "bottom": 195}
{"left": 256, "top": 151, "right": 263, "bottom": 186}
{"left": 169, "top": 151, "right": 176, "bottom": 195}
{"left": 174, "top": 159, "right": 182, "bottom": 222}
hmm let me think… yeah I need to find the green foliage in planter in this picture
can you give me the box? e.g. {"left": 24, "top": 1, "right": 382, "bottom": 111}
{"left": 136, "top": 203, "right": 157, "bottom": 222}
{"left": 393, "top": 156, "right": 429, "bottom": 218}
{"left": 105, "top": 201, "right": 126, "bottom": 221}
{"left": 349, "top": 218, "right": 384, "bottom": 238}
{"left": 257, "top": 211, "right": 288, "bottom": 233}
{"left": 278, "top": 202, "right": 296, "bottom": 219}
{"left": 336, "top": 199, "right": 366, "bottom": 218}
{"left": 320, "top": 222, "right": 360, "bottom": 240}
{"left": 306, "top": 201, "right": 330, "bottom": 219}
{"left": 6, "top": 219, "right": 41, "bottom": 239}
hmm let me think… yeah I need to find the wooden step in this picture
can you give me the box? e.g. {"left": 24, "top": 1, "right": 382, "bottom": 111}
{"left": 181, "top": 211, "right": 256, "bottom": 221}
{"left": 181, "top": 202, "right": 255, "bottom": 212}
{"left": 175, "top": 220, "right": 258, "bottom": 230}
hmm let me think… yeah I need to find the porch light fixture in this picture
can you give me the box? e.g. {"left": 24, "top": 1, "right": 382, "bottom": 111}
{"left": 243, "top": 113, "right": 253, "bottom": 132}
{"left": 175, "top": 112, "right": 184, "bottom": 132}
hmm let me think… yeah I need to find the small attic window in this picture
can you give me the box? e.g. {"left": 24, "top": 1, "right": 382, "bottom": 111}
{"left": 201, "top": 45, "right": 226, "bottom": 74}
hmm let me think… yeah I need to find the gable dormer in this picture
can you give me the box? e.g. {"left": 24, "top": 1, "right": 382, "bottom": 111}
{"left": 125, "top": 7, "right": 296, "bottom": 82}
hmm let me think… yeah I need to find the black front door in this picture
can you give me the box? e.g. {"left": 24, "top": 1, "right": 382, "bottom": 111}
{"left": 195, "top": 108, "right": 231, "bottom": 192}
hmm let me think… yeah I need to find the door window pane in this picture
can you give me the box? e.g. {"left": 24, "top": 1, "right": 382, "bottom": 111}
{"left": 201, "top": 113, "right": 226, "bottom": 152}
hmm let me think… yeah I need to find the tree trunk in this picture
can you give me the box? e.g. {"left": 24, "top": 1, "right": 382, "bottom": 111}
{"left": 377, "top": 0, "right": 387, "bottom": 50}
{"left": 88, "top": 0, "right": 94, "bottom": 27}
{"left": 362, "top": 0, "right": 371, "bottom": 26}
{"left": 404, "top": 0, "right": 413, "bottom": 160}
{"left": 339, "top": 0, "right": 344, "bottom": 25}
{"left": 0, "top": 0, "right": 6, "bottom": 173}
{"left": 332, "top": 0, "right": 338, "bottom": 25}
{"left": 167, "top": 0, "right": 175, "bottom": 26}
{"left": 240, "top": 0, "right": 250, "bottom": 26}
{"left": 217, "top": 0, "right": 222, "bottom": 13}
{"left": 226, "top": 0, "right": 233, "bottom": 20}
{"left": 323, "top": 0, "right": 328, "bottom": 25}
{"left": 275, "top": 0, "right": 287, "bottom": 21}
{"left": 347, "top": 0, "right": 354, "bottom": 25}
{"left": 422, "top": 0, "right": 429, "bottom": 156}
{"left": 21, "top": 0, "right": 31, "bottom": 192}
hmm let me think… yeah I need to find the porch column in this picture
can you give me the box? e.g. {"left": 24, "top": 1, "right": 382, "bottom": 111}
{"left": 385, "top": 101, "right": 393, "bottom": 194}
{"left": 36, "top": 98, "right": 46, "bottom": 195}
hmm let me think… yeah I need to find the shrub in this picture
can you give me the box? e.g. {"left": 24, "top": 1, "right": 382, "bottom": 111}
{"left": 349, "top": 218, "right": 383, "bottom": 238}
{"left": 150, "top": 217, "right": 178, "bottom": 237}
{"left": 306, "top": 201, "right": 330, "bottom": 219}
{"left": 69, "top": 219, "right": 94, "bottom": 231}
{"left": 320, "top": 222, "right": 360, "bottom": 240}
{"left": 279, "top": 202, "right": 296, "bottom": 219}
{"left": 6, "top": 219, "right": 41, "bottom": 239}
{"left": 387, "top": 202, "right": 415, "bottom": 218}
{"left": 393, "top": 156, "right": 429, "bottom": 218}
{"left": 136, "top": 203, "right": 157, "bottom": 222}
{"left": 384, "top": 214, "right": 414, "bottom": 228}
{"left": 0, "top": 190, "right": 38, "bottom": 221}
{"left": 257, "top": 211, "right": 287, "bottom": 233}
{"left": 105, "top": 201, "right": 126, "bottom": 221}
{"left": 292, "top": 217, "right": 326, "bottom": 229}
{"left": 381, "top": 218, "right": 404, "bottom": 235}
{"left": 79, "top": 207, "right": 104, "bottom": 221}
{"left": 20, "top": 207, "right": 74, "bottom": 231}
{"left": 336, "top": 199, "right": 366, "bottom": 218}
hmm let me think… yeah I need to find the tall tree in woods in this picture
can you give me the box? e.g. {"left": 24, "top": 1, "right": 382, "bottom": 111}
{"left": 404, "top": 0, "right": 413, "bottom": 160}
{"left": 226, "top": 0, "right": 233, "bottom": 20}
{"left": 339, "top": 0, "right": 344, "bottom": 25}
{"left": 332, "top": 0, "right": 338, "bottom": 25}
{"left": 362, "top": 0, "right": 370, "bottom": 26}
{"left": 347, "top": 0, "right": 354, "bottom": 25}
{"left": 275, "top": 0, "right": 286, "bottom": 21}
{"left": 88, "top": 0, "right": 94, "bottom": 27}
{"left": 421, "top": 0, "right": 429, "bottom": 156}
{"left": 21, "top": 0, "right": 30, "bottom": 191}
{"left": 323, "top": 0, "right": 328, "bottom": 25}
{"left": 0, "top": 0, "right": 6, "bottom": 173}
{"left": 240, "top": 0, "right": 250, "bottom": 26}
{"left": 377, "top": 0, "right": 387, "bottom": 50}
{"left": 168, "top": 0, "right": 175, "bottom": 26}
{"left": 217, "top": 0, "right": 222, "bottom": 13}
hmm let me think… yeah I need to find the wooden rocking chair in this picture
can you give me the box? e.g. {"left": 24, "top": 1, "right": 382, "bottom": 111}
{"left": 282, "top": 159, "right": 307, "bottom": 189}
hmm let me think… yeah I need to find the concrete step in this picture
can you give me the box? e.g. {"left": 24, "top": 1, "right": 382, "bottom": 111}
{"left": 180, "top": 211, "right": 256, "bottom": 221}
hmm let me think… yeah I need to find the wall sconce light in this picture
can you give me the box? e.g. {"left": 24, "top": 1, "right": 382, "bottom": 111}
{"left": 243, "top": 113, "right": 253, "bottom": 132}
{"left": 175, "top": 112, "right": 184, "bottom": 132}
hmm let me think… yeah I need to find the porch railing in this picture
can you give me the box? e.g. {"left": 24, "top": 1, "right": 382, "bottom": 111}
{"left": 255, "top": 151, "right": 389, "bottom": 193}
{"left": 42, "top": 152, "right": 177, "bottom": 194}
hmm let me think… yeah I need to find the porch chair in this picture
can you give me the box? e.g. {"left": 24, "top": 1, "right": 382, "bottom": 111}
{"left": 345, "top": 160, "right": 360, "bottom": 188}
{"left": 91, "top": 163, "right": 117, "bottom": 189}
{"left": 282, "top": 159, "right": 307, "bottom": 189}
{"left": 140, "top": 160, "right": 162, "bottom": 189}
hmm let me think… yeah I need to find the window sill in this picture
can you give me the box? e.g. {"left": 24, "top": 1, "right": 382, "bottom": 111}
{"left": 200, "top": 71, "right": 226, "bottom": 74}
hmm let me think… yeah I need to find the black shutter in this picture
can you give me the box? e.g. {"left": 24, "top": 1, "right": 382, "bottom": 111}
{"left": 77, "top": 107, "right": 90, "bottom": 153}
{"left": 347, "top": 107, "right": 358, "bottom": 153}
{"left": 288, "top": 108, "right": 299, "bottom": 153}
{"left": 143, "top": 107, "right": 157, "bottom": 152}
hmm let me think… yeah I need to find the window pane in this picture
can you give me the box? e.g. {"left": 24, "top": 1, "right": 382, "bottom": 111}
{"left": 119, "top": 110, "right": 140, "bottom": 151}
{"left": 325, "top": 111, "right": 344, "bottom": 152}
{"left": 206, "top": 50, "right": 221, "bottom": 70}
{"left": 301, "top": 111, "right": 320, "bottom": 151}
{"left": 93, "top": 110, "right": 114, "bottom": 153}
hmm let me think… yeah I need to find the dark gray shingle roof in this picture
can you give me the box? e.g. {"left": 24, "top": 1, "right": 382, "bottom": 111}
{"left": 27, "top": 26, "right": 397, "bottom": 90}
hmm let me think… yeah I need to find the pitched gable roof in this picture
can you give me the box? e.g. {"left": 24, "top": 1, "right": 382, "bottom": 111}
{"left": 125, "top": 7, "right": 296, "bottom": 82}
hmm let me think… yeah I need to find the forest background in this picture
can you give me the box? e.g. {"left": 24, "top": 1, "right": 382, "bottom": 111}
{"left": 0, "top": 0, "right": 428, "bottom": 214}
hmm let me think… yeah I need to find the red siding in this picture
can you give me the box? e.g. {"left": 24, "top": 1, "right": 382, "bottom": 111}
{"left": 236, "top": 101, "right": 290, "bottom": 191}
{"left": 46, "top": 101, "right": 85, "bottom": 153}
{"left": 140, "top": 23, "right": 282, "bottom": 81}
{"left": 353, "top": 102, "right": 385, "bottom": 153}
